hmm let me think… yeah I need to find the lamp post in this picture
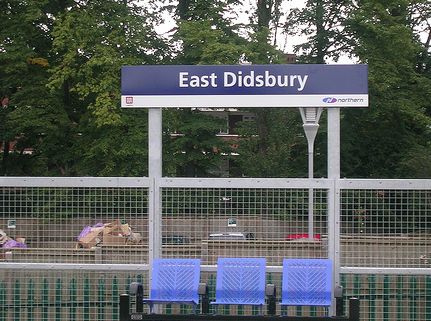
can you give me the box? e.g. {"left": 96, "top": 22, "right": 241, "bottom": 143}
{"left": 299, "top": 107, "right": 323, "bottom": 239}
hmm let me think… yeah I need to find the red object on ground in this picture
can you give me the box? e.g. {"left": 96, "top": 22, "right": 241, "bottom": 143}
{"left": 286, "top": 233, "right": 321, "bottom": 240}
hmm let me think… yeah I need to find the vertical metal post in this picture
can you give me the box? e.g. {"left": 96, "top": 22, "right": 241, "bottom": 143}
{"left": 148, "top": 108, "right": 162, "bottom": 307}
{"left": 327, "top": 107, "right": 340, "bottom": 316}
{"left": 348, "top": 298, "right": 360, "bottom": 321}
{"left": 119, "top": 294, "right": 130, "bottom": 321}
{"left": 327, "top": 108, "right": 340, "bottom": 179}
{"left": 299, "top": 107, "right": 322, "bottom": 240}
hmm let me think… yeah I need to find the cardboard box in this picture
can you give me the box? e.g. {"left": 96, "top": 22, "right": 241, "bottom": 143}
{"left": 77, "top": 220, "right": 141, "bottom": 247}
{"left": 102, "top": 220, "right": 130, "bottom": 245}
{"left": 77, "top": 226, "right": 104, "bottom": 248}
{"left": 102, "top": 230, "right": 128, "bottom": 245}
{"left": 104, "top": 221, "right": 130, "bottom": 235}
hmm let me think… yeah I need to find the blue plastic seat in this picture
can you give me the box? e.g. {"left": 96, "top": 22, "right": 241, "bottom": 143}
{"left": 281, "top": 258, "right": 332, "bottom": 311}
{"left": 211, "top": 257, "right": 266, "bottom": 314}
{"left": 143, "top": 258, "right": 201, "bottom": 313}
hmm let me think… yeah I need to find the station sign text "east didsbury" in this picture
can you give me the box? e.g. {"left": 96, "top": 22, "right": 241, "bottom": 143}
{"left": 121, "top": 64, "right": 368, "bottom": 108}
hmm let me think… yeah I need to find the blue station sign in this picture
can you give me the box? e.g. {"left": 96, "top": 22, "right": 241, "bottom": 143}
{"left": 121, "top": 64, "right": 368, "bottom": 108}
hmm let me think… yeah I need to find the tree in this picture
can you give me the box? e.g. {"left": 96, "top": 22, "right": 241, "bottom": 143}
{"left": 48, "top": 0, "right": 168, "bottom": 176}
{"left": 231, "top": 0, "right": 311, "bottom": 178}
{"left": 0, "top": 0, "right": 74, "bottom": 175}
{"left": 0, "top": 0, "right": 168, "bottom": 176}
{"left": 341, "top": 0, "right": 431, "bottom": 178}
{"left": 285, "top": 0, "right": 352, "bottom": 63}
{"left": 160, "top": 0, "right": 247, "bottom": 177}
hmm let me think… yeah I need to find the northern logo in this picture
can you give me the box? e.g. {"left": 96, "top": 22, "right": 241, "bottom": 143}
{"left": 322, "top": 97, "right": 337, "bottom": 103}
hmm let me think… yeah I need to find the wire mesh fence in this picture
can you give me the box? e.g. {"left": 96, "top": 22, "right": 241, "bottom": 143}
{"left": 0, "top": 269, "right": 146, "bottom": 321}
{"left": 162, "top": 187, "right": 328, "bottom": 265}
{"left": 1, "top": 178, "right": 431, "bottom": 321}
{"left": 341, "top": 273, "right": 431, "bottom": 321}
{"left": 340, "top": 189, "right": 431, "bottom": 268}
{"left": 0, "top": 183, "right": 149, "bottom": 263}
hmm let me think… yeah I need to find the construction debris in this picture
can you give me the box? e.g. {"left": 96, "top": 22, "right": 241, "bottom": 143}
{"left": 0, "top": 229, "right": 27, "bottom": 248}
{"left": 76, "top": 220, "right": 142, "bottom": 248}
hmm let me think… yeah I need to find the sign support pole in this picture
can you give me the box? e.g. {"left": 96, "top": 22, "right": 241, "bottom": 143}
{"left": 327, "top": 108, "right": 341, "bottom": 316}
{"left": 148, "top": 107, "right": 162, "bottom": 304}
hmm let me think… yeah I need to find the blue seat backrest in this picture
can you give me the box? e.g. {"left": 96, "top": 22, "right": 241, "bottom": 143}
{"left": 281, "top": 258, "right": 332, "bottom": 307}
{"left": 214, "top": 257, "right": 266, "bottom": 305}
{"left": 150, "top": 258, "right": 201, "bottom": 304}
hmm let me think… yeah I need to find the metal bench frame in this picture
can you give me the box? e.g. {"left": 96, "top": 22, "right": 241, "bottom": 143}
{"left": 119, "top": 257, "right": 359, "bottom": 321}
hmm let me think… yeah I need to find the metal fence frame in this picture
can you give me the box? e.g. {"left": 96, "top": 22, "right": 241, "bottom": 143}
{"left": 1, "top": 176, "right": 431, "bottom": 321}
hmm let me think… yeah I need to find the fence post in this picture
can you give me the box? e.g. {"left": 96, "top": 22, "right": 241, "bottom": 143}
{"left": 335, "top": 286, "right": 344, "bottom": 317}
{"left": 112, "top": 276, "right": 119, "bottom": 320}
{"left": 368, "top": 275, "right": 376, "bottom": 321}
{"left": 348, "top": 298, "right": 360, "bottom": 321}
{"left": 208, "top": 274, "right": 216, "bottom": 314}
{"left": 13, "top": 279, "right": 20, "bottom": 321}
{"left": 69, "top": 278, "right": 77, "bottom": 321}
{"left": 409, "top": 276, "right": 417, "bottom": 320}
{"left": 397, "top": 276, "right": 403, "bottom": 321}
{"left": 120, "top": 294, "right": 130, "bottom": 321}
{"left": 56, "top": 278, "right": 62, "bottom": 321}
{"left": 353, "top": 275, "right": 360, "bottom": 298}
{"left": 42, "top": 278, "right": 49, "bottom": 321}
{"left": 426, "top": 276, "right": 431, "bottom": 321}
{"left": 328, "top": 107, "right": 341, "bottom": 316}
{"left": 0, "top": 281, "right": 6, "bottom": 321}
{"left": 27, "top": 279, "right": 34, "bottom": 321}
{"left": 98, "top": 278, "right": 105, "bottom": 320}
{"left": 383, "top": 275, "right": 389, "bottom": 321}
{"left": 84, "top": 277, "right": 90, "bottom": 321}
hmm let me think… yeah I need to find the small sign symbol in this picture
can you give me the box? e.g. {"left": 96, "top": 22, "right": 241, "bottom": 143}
{"left": 126, "top": 97, "right": 133, "bottom": 104}
{"left": 7, "top": 219, "right": 16, "bottom": 229}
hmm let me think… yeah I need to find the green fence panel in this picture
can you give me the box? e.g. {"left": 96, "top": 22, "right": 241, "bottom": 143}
{"left": 69, "top": 278, "right": 77, "bottom": 321}
{"left": 98, "top": 278, "right": 105, "bottom": 321}
{"left": 340, "top": 275, "right": 346, "bottom": 316}
{"left": 126, "top": 275, "right": 132, "bottom": 293}
{"left": 42, "top": 278, "right": 49, "bottom": 321}
{"left": 84, "top": 277, "right": 90, "bottom": 321}
{"left": 353, "top": 275, "right": 361, "bottom": 298}
{"left": 0, "top": 281, "right": 6, "bottom": 321}
{"left": 427, "top": 276, "right": 431, "bottom": 321}
{"left": 56, "top": 278, "right": 62, "bottom": 321}
{"left": 252, "top": 304, "right": 259, "bottom": 316}
{"left": 409, "top": 276, "right": 417, "bottom": 321}
{"left": 13, "top": 279, "right": 20, "bottom": 321}
{"left": 383, "top": 275, "right": 389, "bottom": 321}
{"left": 208, "top": 274, "right": 216, "bottom": 314}
{"left": 27, "top": 279, "right": 34, "bottom": 321}
{"left": 112, "top": 276, "right": 119, "bottom": 320}
{"left": 397, "top": 276, "right": 403, "bottom": 321}
{"left": 368, "top": 275, "right": 376, "bottom": 321}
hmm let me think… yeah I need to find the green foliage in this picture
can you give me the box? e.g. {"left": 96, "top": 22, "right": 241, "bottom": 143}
{"left": 176, "top": 20, "right": 249, "bottom": 64}
{"left": 1, "top": 0, "right": 167, "bottom": 176}
{"left": 1, "top": 0, "right": 430, "bottom": 179}
{"left": 164, "top": 109, "right": 229, "bottom": 177}
{"left": 234, "top": 109, "right": 305, "bottom": 177}
{"left": 163, "top": 0, "right": 249, "bottom": 177}
{"left": 341, "top": 0, "right": 431, "bottom": 178}
{"left": 285, "top": 0, "right": 352, "bottom": 63}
